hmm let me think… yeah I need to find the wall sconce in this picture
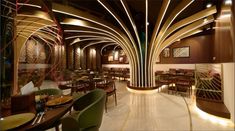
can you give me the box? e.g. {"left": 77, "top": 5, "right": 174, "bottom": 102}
{"left": 92, "top": 49, "right": 96, "bottom": 56}
{"left": 90, "top": 48, "right": 96, "bottom": 57}
{"left": 76, "top": 47, "right": 81, "bottom": 54}
{"left": 224, "top": 0, "right": 232, "bottom": 5}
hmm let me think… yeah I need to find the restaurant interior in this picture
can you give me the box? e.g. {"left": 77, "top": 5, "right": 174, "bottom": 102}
{"left": 0, "top": 0, "right": 235, "bottom": 130}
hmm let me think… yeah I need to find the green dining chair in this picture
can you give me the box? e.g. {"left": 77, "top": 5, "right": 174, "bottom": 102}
{"left": 34, "top": 88, "right": 62, "bottom": 96}
{"left": 61, "top": 89, "right": 106, "bottom": 131}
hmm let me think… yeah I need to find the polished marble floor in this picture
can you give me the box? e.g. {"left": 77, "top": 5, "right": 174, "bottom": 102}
{"left": 99, "top": 81, "right": 234, "bottom": 131}
{"left": 42, "top": 80, "right": 234, "bottom": 131}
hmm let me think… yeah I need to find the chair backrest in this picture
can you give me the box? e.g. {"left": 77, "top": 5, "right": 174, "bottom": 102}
{"left": 62, "top": 89, "right": 106, "bottom": 131}
{"left": 34, "top": 88, "right": 62, "bottom": 96}
{"left": 11, "top": 93, "right": 35, "bottom": 114}
{"left": 77, "top": 89, "right": 106, "bottom": 129}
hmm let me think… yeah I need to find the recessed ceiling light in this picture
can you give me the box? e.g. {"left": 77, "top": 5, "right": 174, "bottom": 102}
{"left": 224, "top": 0, "right": 232, "bottom": 5}
{"left": 203, "top": 18, "right": 208, "bottom": 23}
{"left": 206, "top": 3, "right": 212, "bottom": 8}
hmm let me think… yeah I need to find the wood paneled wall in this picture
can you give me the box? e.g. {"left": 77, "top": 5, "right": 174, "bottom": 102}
{"left": 213, "top": 15, "right": 234, "bottom": 63}
{"left": 159, "top": 33, "right": 214, "bottom": 64}
{"left": 66, "top": 45, "right": 101, "bottom": 71}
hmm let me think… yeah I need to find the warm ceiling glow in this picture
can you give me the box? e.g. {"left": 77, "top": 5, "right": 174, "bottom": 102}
{"left": 34, "top": 11, "right": 52, "bottom": 21}
{"left": 224, "top": 0, "right": 232, "bottom": 5}
{"left": 61, "top": 18, "right": 87, "bottom": 26}
{"left": 206, "top": 3, "right": 212, "bottom": 8}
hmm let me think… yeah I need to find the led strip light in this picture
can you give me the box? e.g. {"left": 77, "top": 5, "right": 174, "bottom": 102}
{"left": 97, "top": 0, "right": 142, "bottom": 86}
{"left": 61, "top": 19, "right": 138, "bottom": 85}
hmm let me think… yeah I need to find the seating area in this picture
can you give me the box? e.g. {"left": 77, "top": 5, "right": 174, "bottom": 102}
{"left": 155, "top": 68, "right": 195, "bottom": 96}
{"left": 102, "top": 67, "right": 130, "bottom": 81}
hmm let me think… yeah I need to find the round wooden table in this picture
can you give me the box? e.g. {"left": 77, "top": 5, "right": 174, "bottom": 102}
{"left": 2, "top": 98, "right": 74, "bottom": 131}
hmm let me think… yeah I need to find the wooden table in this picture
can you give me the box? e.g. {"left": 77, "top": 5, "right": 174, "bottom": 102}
{"left": 2, "top": 99, "right": 74, "bottom": 131}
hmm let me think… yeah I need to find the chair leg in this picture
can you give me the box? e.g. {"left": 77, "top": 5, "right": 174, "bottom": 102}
{"left": 105, "top": 97, "right": 108, "bottom": 113}
{"left": 55, "top": 125, "right": 60, "bottom": 131}
{"left": 114, "top": 93, "right": 117, "bottom": 106}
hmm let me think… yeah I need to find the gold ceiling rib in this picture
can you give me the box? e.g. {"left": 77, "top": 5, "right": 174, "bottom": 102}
{"left": 100, "top": 43, "right": 118, "bottom": 55}
{"left": 61, "top": 18, "right": 135, "bottom": 60}
{"left": 17, "top": 1, "right": 42, "bottom": 8}
{"left": 14, "top": 10, "right": 60, "bottom": 94}
{"left": 177, "top": 28, "right": 203, "bottom": 41}
{"left": 52, "top": 3, "right": 142, "bottom": 85}
{"left": 35, "top": 34, "right": 57, "bottom": 47}
{"left": 53, "top": 3, "right": 139, "bottom": 85}
{"left": 160, "top": 6, "right": 217, "bottom": 44}
{"left": 82, "top": 40, "right": 113, "bottom": 50}
{"left": 68, "top": 34, "right": 119, "bottom": 46}
{"left": 157, "top": 15, "right": 215, "bottom": 57}
{"left": 17, "top": 12, "right": 53, "bottom": 22}
{"left": 148, "top": 0, "right": 171, "bottom": 86}
{"left": 17, "top": 26, "right": 60, "bottom": 43}
{"left": 66, "top": 35, "right": 110, "bottom": 40}
{"left": 150, "top": 0, "right": 194, "bottom": 59}
{"left": 144, "top": 0, "right": 148, "bottom": 86}
{"left": 61, "top": 19, "right": 128, "bottom": 47}
{"left": 16, "top": 19, "right": 59, "bottom": 31}
{"left": 70, "top": 37, "right": 115, "bottom": 46}
{"left": 52, "top": 3, "right": 137, "bottom": 55}
{"left": 97, "top": 0, "right": 140, "bottom": 53}
{"left": 120, "top": 0, "right": 141, "bottom": 48}
{"left": 16, "top": 15, "right": 55, "bottom": 58}
{"left": 63, "top": 26, "right": 134, "bottom": 63}
{"left": 148, "top": 0, "right": 194, "bottom": 86}
{"left": 98, "top": 0, "right": 142, "bottom": 86}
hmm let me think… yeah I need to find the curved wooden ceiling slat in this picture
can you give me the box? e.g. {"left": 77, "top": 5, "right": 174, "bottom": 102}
{"left": 157, "top": 15, "right": 215, "bottom": 57}
{"left": 148, "top": 0, "right": 194, "bottom": 86}
{"left": 52, "top": 2, "right": 140, "bottom": 85}
{"left": 161, "top": 6, "right": 217, "bottom": 44}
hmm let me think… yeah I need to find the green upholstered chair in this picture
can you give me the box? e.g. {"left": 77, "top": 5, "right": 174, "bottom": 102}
{"left": 61, "top": 89, "right": 106, "bottom": 131}
{"left": 34, "top": 88, "right": 62, "bottom": 96}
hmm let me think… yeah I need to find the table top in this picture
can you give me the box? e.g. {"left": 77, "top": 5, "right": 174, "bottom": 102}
{"left": 1, "top": 96, "right": 74, "bottom": 131}
{"left": 46, "top": 96, "right": 73, "bottom": 107}
{"left": 20, "top": 100, "right": 73, "bottom": 130}
{"left": 0, "top": 113, "right": 35, "bottom": 130}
